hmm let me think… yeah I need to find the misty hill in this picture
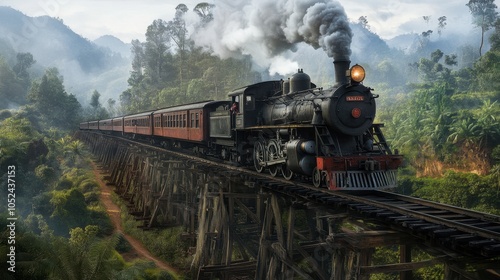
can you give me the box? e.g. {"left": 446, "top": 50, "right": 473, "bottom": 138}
{"left": 0, "top": 6, "right": 130, "bottom": 104}
{"left": 94, "top": 35, "right": 132, "bottom": 59}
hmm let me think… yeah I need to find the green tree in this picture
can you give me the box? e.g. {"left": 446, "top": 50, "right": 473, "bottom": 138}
{"left": 474, "top": 50, "right": 500, "bottom": 90}
{"left": 358, "top": 16, "right": 370, "bottom": 30}
{"left": 414, "top": 49, "right": 455, "bottom": 84}
{"left": 0, "top": 57, "right": 25, "bottom": 108}
{"left": 28, "top": 68, "right": 82, "bottom": 129}
{"left": 0, "top": 117, "right": 41, "bottom": 166}
{"left": 167, "top": 4, "right": 189, "bottom": 94}
{"left": 106, "top": 98, "right": 117, "bottom": 117}
{"left": 50, "top": 188, "right": 89, "bottom": 231}
{"left": 475, "top": 100, "right": 500, "bottom": 150}
{"left": 490, "top": 18, "right": 500, "bottom": 50}
{"left": 13, "top": 52, "right": 35, "bottom": 89}
{"left": 194, "top": 2, "right": 215, "bottom": 24}
{"left": 420, "top": 84, "right": 453, "bottom": 156}
{"left": 145, "top": 19, "right": 173, "bottom": 87}
{"left": 128, "top": 39, "right": 145, "bottom": 87}
{"left": 448, "top": 117, "right": 480, "bottom": 148}
{"left": 466, "top": 0, "right": 499, "bottom": 56}
{"left": 46, "top": 227, "right": 118, "bottom": 280}
{"left": 87, "top": 90, "right": 108, "bottom": 120}
{"left": 437, "top": 16, "right": 447, "bottom": 36}
{"left": 90, "top": 90, "right": 101, "bottom": 109}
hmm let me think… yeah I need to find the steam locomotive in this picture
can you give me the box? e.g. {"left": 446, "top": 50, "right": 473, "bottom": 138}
{"left": 80, "top": 60, "right": 403, "bottom": 190}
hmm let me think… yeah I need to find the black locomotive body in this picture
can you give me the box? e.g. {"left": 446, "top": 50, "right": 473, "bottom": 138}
{"left": 81, "top": 60, "right": 402, "bottom": 190}
{"left": 207, "top": 60, "right": 402, "bottom": 189}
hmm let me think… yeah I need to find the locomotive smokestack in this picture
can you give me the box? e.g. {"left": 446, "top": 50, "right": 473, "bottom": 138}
{"left": 333, "top": 60, "right": 350, "bottom": 86}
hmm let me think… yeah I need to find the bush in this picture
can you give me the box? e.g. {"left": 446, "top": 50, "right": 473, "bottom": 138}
{"left": 115, "top": 233, "right": 132, "bottom": 253}
{"left": 35, "top": 164, "right": 56, "bottom": 183}
{"left": 0, "top": 109, "right": 13, "bottom": 120}
{"left": 79, "top": 179, "right": 99, "bottom": 193}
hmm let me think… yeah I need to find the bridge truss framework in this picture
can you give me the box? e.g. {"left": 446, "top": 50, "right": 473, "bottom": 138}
{"left": 78, "top": 132, "right": 500, "bottom": 280}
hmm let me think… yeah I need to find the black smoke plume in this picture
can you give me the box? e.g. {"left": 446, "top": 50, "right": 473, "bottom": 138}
{"left": 189, "top": 0, "right": 352, "bottom": 74}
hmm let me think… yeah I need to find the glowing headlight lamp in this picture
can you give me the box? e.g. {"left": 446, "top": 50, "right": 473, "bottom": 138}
{"left": 348, "top": 64, "right": 366, "bottom": 84}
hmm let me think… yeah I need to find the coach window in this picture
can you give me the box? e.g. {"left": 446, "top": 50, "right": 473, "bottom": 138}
{"left": 183, "top": 114, "right": 187, "bottom": 127}
{"left": 191, "top": 113, "right": 194, "bottom": 127}
{"left": 195, "top": 113, "right": 199, "bottom": 128}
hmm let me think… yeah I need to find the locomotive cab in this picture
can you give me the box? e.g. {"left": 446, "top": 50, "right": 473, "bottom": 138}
{"left": 227, "top": 81, "right": 282, "bottom": 129}
{"left": 230, "top": 94, "right": 256, "bottom": 129}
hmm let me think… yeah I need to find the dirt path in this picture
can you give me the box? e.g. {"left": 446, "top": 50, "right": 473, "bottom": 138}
{"left": 91, "top": 163, "right": 182, "bottom": 278}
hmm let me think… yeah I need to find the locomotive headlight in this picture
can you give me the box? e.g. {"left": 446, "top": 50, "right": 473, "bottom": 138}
{"left": 349, "top": 64, "right": 366, "bottom": 83}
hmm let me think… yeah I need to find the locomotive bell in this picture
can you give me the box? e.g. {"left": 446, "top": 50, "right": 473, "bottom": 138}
{"left": 289, "top": 69, "right": 311, "bottom": 93}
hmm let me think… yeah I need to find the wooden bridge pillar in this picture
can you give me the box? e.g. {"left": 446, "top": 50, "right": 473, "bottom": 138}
{"left": 193, "top": 174, "right": 263, "bottom": 279}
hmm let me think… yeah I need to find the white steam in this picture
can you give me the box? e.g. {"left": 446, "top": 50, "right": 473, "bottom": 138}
{"left": 187, "top": 0, "right": 352, "bottom": 75}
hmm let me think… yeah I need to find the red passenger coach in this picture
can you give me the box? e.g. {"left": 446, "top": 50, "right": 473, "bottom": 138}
{"left": 153, "top": 101, "right": 229, "bottom": 143}
{"left": 112, "top": 117, "right": 124, "bottom": 133}
{"left": 79, "top": 122, "right": 89, "bottom": 130}
{"left": 124, "top": 112, "right": 154, "bottom": 136}
{"left": 99, "top": 118, "right": 113, "bottom": 131}
{"left": 88, "top": 121, "right": 99, "bottom": 130}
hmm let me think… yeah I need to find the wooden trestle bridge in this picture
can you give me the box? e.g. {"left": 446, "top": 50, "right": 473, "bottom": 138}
{"left": 77, "top": 132, "right": 500, "bottom": 280}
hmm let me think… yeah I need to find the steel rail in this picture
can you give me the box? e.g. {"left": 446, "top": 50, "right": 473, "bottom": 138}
{"left": 333, "top": 191, "right": 500, "bottom": 241}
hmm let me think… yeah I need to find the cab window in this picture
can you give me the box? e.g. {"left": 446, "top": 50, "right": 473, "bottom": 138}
{"left": 245, "top": 95, "right": 255, "bottom": 110}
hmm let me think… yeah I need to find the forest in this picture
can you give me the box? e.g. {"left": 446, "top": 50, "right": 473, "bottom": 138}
{"left": 0, "top": 0, "right": 499, "bottom": 279}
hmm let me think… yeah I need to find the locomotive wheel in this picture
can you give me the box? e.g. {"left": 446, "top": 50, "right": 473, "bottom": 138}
{"left": 253, "top": 141, "right": 265, "bottom": 173}
{"left": 267, "top": 140, "right": 279, "bottom": 177}
{"left": 313, "top": 167, "right": 322, "bottom": 188}
{"left": 282, "top": 165, "right": 294, "bottom": 180}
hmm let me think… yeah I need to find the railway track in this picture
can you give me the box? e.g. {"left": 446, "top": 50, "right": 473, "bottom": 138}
{"left": 266, "top": 182, "right": 500, "bottom": 258}
{"left": 84, "top": 132, "right": 500, "bottom": 258}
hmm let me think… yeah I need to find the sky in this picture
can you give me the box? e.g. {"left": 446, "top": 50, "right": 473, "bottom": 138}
{"left": 0, "top": 0, "right": 477, "bottom": 43}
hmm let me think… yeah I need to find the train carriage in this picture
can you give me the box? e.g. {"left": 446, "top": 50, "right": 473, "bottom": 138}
{"left": 79, "top": 122, "right": 89, "bottom": 130}
{"left": 153, "top": 100, "right": 230, "bottom": 143}
{"left": 88, "top": 121, "right": 99, "bottom": 130}
{"left": 123, "top": 111, "right": 154, "bottom": 136}
{"left": 99, "top": 118, "right": 113, "bottom": 132}
{"left": 112, "top": 117, "right": 124, "bottom": 133}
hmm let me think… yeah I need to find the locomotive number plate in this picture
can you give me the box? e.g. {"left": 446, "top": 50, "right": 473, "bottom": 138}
{"left": 346, "top": 96, "right": 364, "bottom": 101}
